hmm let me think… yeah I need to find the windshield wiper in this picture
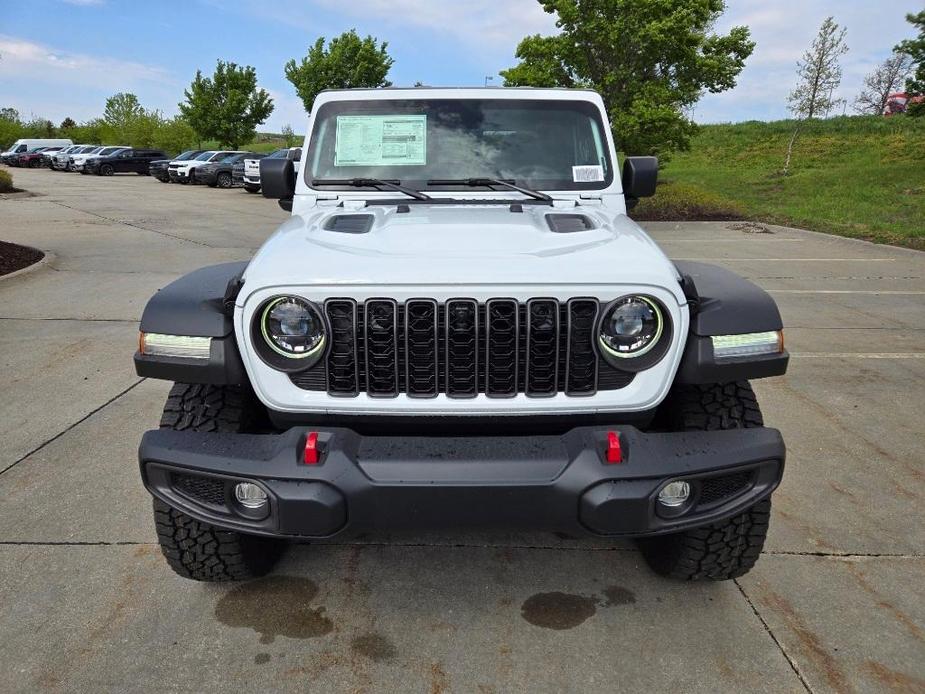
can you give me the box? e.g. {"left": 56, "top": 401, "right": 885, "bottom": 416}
{"left": 426, "top": 177, "right": 552, "bottom": 202}
{"left": 312, "top": 178, "right": 431, "bottom": 201}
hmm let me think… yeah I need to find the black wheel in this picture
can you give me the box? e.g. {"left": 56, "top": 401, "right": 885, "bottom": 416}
{"left": 637, "top": 382, "right": 771, "bottom": 581}
{"left": 29, "top": 159, "right": 41, "bottom": 168}
{"left": 152, "top": 383, "right": 283, "bottom": 582}
{"left": 216, "top": 172, "right": 233, "bottom": 188}
{"left": 187, "top": 169, "right": 196, "bottom": 184}
{"left": 244, "top": 184, "right": 260, "bottom": 194}
{"left": 100, "top": 163, "right": 114, "bottom": 176}
{"left": 157, "top": 176, "right": 170, "bottom": 184}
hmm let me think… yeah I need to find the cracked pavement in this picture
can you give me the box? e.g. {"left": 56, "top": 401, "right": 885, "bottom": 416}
{"left": 0, "top": 168, "right": 923, "bottom": 693}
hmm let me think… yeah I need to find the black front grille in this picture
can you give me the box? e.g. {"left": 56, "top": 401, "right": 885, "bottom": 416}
{"left": 172, "top": 473, "right": 226, "bottom": 506}
{"left": 289, "top": 298, "right": 635, "bottom": 398}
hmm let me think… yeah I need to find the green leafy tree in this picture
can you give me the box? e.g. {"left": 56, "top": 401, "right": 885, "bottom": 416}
{"left": 500, "top": 0, "right": 753, "bottom": 158}
{"left": 153, "top": 116, "right": 197, "bottom": 155}
{"left": 896, "top": 10, "right": 925, "bottom": 116}
{"left": 125, "top": 109, "right": 164, "bottom": 147}
{"left": 285, "top": 30, "right": 394, "bottom": 113}
{"left": 69, "top": 118, "right": 105, "bottom": 145}
{"left": 60, "top": 117, "right": 77, "bottom": 131}
{"left": 103, "top": 92, "right": 144, "bottom": 142}
{"left": 179, "top": 61, "right": 274, "bottom": 148}
{"left": 1, "top": 107, "right": 20, "bottom": 123}
{"left": 22, "top": 117, "right": 56, "bottom": 138}
{"left": 0, "top": 119, "right": 22, "bottom": 149}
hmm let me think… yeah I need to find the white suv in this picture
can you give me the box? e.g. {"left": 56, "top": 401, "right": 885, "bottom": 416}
{"left": 73, "top": 146, "right": 129, "bottom": 173}
{"left": 134, "top": 88, "right": 789, "bottom": 583}
{"left": 168, "top": 150, "right": 242, "bottom": 184}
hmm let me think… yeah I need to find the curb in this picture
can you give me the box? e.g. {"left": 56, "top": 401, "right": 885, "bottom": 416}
{"left": 0, "top": 247, "right": 55, "bottom": 283}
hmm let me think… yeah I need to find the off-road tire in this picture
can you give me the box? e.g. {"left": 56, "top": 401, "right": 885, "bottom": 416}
{"left": 152, "top": 383, "right": 283, "bottom": 581}
{"left": 216, "top": 172, "right": 232, "bottom": 188}
{"left": 244, "top": 184, "right": 260, "bottom": 194}
{"left": 638, "top": 381, "right": 771, "bottom": 581}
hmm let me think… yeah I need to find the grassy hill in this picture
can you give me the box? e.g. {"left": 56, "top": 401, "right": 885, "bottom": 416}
{"left": 633, "top": 115, "right": 925, "bottom": 249}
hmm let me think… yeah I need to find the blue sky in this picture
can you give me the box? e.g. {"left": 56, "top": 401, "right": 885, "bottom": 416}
{"left": 0, "top": 0, "right": 921, "bottom": 132}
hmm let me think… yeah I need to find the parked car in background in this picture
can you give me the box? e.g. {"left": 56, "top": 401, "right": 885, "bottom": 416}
{"left": 74, "top": 146, "right": 129, "bottom": 173}
{"left": 53, "top": 145, "right": 97, "bottom": 171}
{"left": 149, "top": 150, "right": 202, "bottom": 182}
{"left": 44, "top": 144, "right": 81, "bottom": 168}
{"left": 85, "top": 148, "right": 167, "bottom": 176}
{"left": 242, "top": 147, "right": 301, "bottom": 193}
{"left": 168, "top": 150, "right": 241, "bottom": 184}
{"left": 11, "top": 147, "right": 56, "bottom": 167}
{"left": 68, "top": 146, "right": 105, "bottom": 171}
{"left": 196, "top": 152, "right": 263, "bottom": 188}
{"left": 1, "top": 138, "right": 73, "bottom": 164}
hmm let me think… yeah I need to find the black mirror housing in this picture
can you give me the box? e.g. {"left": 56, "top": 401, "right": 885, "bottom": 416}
{"left": 261, "top": 158, "right": 296, "bottom": 200}
{"left": 622, "top": 156, "right": 658, "bottom": 209}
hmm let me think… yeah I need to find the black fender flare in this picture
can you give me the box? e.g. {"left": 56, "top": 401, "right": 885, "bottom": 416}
{"left": 674, "top": 261, "right": 789, "bottom": 384}
{"left": 134, "top": 262, "right": 248, "bottom": 385}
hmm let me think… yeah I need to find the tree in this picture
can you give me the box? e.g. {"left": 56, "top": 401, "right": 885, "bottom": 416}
{"left": 179, "top": 61, "right": 274, "bottom": 149}
{"left": 896, "top": 10, "right": 925, "bottom": 117}
{"left": 103, "top": 92, "right": 144, "bottom": 142}
{"left": 60, "top": 117, "right": 77, "bottom": 131}
{"left": 285, "top": 30, "right": 394, "bottom": 113}
{"left": 854, "top": 52, "right": 914, "bottom": 115}
{"left": 153, "top": 116, "right": 197, "bottom": 156}
{"left": 0, "top": 107, "right": 20, "bottom": 122}
{"left": 500, "top": 0, "right": 754, "bottom": 158}
{"left": 281, "top": 123, "right": 296, "bottom": 147}
{"left": 788, "top": 17, "right": 848, "bottom": 119}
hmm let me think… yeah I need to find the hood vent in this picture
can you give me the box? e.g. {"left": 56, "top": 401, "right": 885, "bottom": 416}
{"left": 546, "top": 213, "right": 595, "bottom": 233}
{"left": 323, "top": 214, "right": 375, "bottom": 234}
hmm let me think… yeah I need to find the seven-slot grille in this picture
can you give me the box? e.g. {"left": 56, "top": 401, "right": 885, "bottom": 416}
{"left": 289, "top": 298, "right": 635, "bottom": 398}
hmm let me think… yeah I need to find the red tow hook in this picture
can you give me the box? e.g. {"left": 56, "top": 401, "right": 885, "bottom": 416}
{"left": 605, "top": 431, "right": 623, "bottom": 464}
{"left": 303, "top": 432, "right": 321, "bottom": 465}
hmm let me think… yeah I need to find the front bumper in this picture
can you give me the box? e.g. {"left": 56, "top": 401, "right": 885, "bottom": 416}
{"left": 139, "top": 425, "right": 785, "bottom": 539}
{"left": 169, "top": 168, "right": 191, "bottom": 182}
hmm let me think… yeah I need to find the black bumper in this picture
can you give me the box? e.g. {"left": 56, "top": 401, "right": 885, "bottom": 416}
{"left": 139, "top": 425, "right": 785, "bottom": 540}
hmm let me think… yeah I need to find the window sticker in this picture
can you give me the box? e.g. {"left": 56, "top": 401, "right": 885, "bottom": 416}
{"left": 572, "top": 165, "right": 605, "bottom": 182}
{"left": 334, "top": 115, "right": 427, "bottom": 166}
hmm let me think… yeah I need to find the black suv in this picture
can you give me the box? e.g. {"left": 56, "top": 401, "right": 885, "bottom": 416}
{"left": 195, "top": 152, "right": 263, "bottom": 188}
{"left": 150, "top": 150, "right": 202, "bottom": 183}
{"left": 86, "top": 148, "right": 167, "bottom": 176}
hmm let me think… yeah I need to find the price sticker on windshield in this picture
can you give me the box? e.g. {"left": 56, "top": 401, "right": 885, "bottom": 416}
{"left": 572, "top": 165, "right": 604, "bottom": 183}
{"left": 335, "top": 115, "right": 427, "bottom": 167}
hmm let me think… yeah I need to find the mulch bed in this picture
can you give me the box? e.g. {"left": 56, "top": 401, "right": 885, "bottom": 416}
{"left": 0, "top": 240, "right": 44, "bottom": 276}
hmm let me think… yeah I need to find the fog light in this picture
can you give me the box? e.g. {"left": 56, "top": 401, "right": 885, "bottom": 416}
{"left": 658, "top": 480, "right": 691, "bottom": 508}
{"left": 234, "top": 482, "right": 268, "bottom": 510}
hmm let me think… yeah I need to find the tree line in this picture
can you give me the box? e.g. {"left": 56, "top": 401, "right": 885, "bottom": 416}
{"left": 2, "top": 4, "right": 923, "bottom": 157}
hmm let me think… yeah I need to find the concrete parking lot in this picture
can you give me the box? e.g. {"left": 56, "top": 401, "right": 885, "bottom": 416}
{"left": 1, "top": 166, "right": 923, "bottom": 693}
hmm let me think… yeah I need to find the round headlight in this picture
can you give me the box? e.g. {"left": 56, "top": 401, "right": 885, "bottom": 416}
{"left": 599, "top": 296, "right": 663, "bottom": 358}
{"left": 260, "top": 296, "right": 325, "bottom": 358}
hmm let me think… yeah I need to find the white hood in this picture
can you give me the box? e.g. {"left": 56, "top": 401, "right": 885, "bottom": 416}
{"left": 242, "top": 202, "right": 682, "bottom": 299}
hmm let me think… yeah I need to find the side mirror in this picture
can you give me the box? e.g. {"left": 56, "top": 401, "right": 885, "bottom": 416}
{"left": 261, "top": 157, "right": 295, "bottom": 208}
{"left": 622, "top": 156, "right": 658, "bottom": 209}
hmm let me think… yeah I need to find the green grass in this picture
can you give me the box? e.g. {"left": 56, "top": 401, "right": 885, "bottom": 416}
{"left": 633, "top": 115, "right": 925, "bottom": 249}
{"left": 200, "top": 134, "right": 303, "bottom": 154}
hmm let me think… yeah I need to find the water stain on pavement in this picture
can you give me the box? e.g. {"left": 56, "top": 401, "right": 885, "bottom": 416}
{"left": 215, "top": 576, "right": 334, "bottom": 644}
{"left": 521, "top": 585, "right": 636, "bottom": 630}
{"left": 350, "top": 632, "right": 397, "bottom": 662}
{"left": 520, "top": 592, "right": 600, "bottom": 630}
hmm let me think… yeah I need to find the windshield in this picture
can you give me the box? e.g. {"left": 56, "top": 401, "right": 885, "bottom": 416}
{"left": 267, "top": 148, "right": 289, "bottom": 159}
{"left": 305, "top": 98, "right": 612, "bottom": 193}
{"left": 195, "top": 151, "right": 218, "bottom": 161}
{"left": 175, "top": 150, "right": 200, "bottom": 161}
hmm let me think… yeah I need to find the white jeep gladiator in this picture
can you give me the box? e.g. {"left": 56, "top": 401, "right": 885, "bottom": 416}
{"left": 135, "top": 87, "right": 788, "bottom": 582}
